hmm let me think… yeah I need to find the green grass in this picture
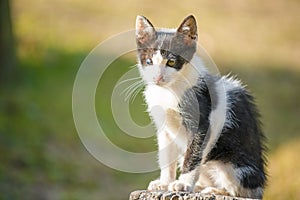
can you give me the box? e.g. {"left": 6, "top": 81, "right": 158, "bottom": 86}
{"left": 2, "top": 0, "right": 300, "bottom": 199}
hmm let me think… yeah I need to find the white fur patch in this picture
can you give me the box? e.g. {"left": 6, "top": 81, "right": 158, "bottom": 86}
{"left": 199, "top": 161, "right": 239, "bottom": 196}
{"left": 168, "top": 167, "right": 200, "bottom": 192}
{"left": 165, "top": 125, "right": 188, "bottom": 155}
{"left": 201, "top": 78, "right": 227, "bottom": 163}
{"left": 152, "top": 50, "right": 163, "bottom": 65}
{"left": 144, "top": 85, "right": 178, "bottom": 111}
{"left": 178, "top": 167, "right": 200, "bottom": 187}
{"left": 198, "top": 161, "right": 263, "bottom": 198}
{"left": 137, "top": 51, "right": 164, "bottom": 85}
{"left": 144, "top": 85, "right": 178, "bottom": 131}
{"left": 157, "top": 132, "right": 178, "bottom": 183}
{"left": 222, "top": 75, "right": 245, "bottom": 129}
{"left": 182, "top": 27, "right": 190, "bottom": 31}
{"left": 189, "top": 54, "right": 209, "bottom": 76}
{"left": 222, "top": 74, "right": 244, "bottom": 92}
{"left": 157, "top": 28, "right": 176, "bottom": 34}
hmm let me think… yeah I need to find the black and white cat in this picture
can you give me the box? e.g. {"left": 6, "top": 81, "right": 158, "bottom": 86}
{"left": 135, "top": 15, "right": 267, "bottom": 198}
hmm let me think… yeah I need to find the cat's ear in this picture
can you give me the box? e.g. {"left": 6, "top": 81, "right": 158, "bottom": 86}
{"left": 136, "top": 15, "right": 156, "bottom": 45}
{"left": 177, "top": 15, "right": 198, "bottom": 45}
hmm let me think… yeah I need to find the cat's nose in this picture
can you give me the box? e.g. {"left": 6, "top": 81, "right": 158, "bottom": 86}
{"left": 155, "top": 74, "right": 164, "bottom": 85}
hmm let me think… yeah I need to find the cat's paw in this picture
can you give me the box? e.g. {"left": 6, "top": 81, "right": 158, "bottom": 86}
{"left": 147, "top": 180, "right": 168, "bottom": 191}
{"left": 168, "top": 180, "right": 192, "bottom": 192}
{"left": 201, "top": 187, "right": 230, "bottom": 196}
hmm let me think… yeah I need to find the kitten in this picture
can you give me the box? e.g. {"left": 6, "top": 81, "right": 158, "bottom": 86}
{"left": 135, "top": 15, "right": 267, "bottom": 198}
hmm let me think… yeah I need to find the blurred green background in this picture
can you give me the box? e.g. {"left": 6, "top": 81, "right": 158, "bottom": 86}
{"left": 1, "top": 0, "right": 300, "bottom": 199}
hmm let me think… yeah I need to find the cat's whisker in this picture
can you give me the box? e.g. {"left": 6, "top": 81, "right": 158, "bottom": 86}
{"left": 116, "top": 77, "right": 141, "bottom": 87}
{"left": 129, "top": 83, "right": 144, "bottom": 103}
{"left": 121, "top": 80, "right": 144, "bottom": 103}
{"left": 129, "top": 84, "right": 144, "bottom": 102}
{"left": 127, "top": 81, "right": 144, "bottom": 101}
{"left": 120, "top": 79, "right": 142, "bottom": 95}
{"left": 129, "top": 64, "right": 138, "bottom": 69}
{"left": 122, "top": 80, "right": 143, "bottom": 96}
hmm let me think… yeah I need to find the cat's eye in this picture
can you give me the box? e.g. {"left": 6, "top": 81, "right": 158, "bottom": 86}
{"left": 167, "top": 59, "right": 176, "bottom": 67}
{"left": 145, "top": 58, "right": 153, "bottom": 65}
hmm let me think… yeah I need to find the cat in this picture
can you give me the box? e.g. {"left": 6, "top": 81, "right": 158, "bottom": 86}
{"left": 135, "top": 15, "right": 267, "bottom": 198}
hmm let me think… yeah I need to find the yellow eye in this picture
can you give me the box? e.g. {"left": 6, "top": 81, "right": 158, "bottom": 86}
{"left": 167, "top": 59, "right": 176, "bottom": 67}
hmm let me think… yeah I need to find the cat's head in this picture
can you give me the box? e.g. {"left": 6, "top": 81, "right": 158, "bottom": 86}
{"left": 135, "top": 15, "right": 198, "bottom": 86}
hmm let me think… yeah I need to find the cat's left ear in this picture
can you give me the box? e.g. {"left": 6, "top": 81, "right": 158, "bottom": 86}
{"left": 136, "top": 15, "right": 156, "bottom": 46}
{"left": 177, "top": 15, "right": 198, "bottom": 45}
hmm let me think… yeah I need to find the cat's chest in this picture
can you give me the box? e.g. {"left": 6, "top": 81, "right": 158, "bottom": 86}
{"left": 144, "top": 85, "right": 180, "bottom": 129}
{"left": 144, "top": 85, "right": 179, "bottom": 111}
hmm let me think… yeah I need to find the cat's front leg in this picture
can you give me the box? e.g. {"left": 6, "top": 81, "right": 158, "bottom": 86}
{"left": 148, "top": 131, "right": 178, "bottom": 191}
{"left": 169, "top": 134, "right": 202, "bottom": 192}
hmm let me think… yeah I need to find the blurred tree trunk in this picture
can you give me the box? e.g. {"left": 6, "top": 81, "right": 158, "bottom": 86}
{"left": 0, "top": 0, "right": 17, "bottom": 86}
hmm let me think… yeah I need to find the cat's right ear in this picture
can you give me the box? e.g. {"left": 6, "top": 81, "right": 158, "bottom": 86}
{"left": 136, "top": 15, "right": 156, "bottom": 45}
{"left": 177, "top": 15, "right": 198, "bottom": 45}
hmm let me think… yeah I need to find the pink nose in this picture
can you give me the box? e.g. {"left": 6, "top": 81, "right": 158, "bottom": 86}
{"left": 155, "top": 74, "right": 164, "bottom": 84}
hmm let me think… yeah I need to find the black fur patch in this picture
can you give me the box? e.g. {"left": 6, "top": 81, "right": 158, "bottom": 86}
{"left": 205, "top": 88, "right": 267, "bottom": 188}
{"left": 179, "top": 77, "right": 214, "bottom": 173}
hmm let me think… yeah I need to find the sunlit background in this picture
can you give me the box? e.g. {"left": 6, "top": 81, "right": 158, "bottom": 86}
{"left": 1, "top": 0, "right": 300, "bottom": 199}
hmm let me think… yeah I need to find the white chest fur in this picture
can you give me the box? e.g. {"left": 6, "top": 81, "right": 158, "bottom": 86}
{"left": 144, "top": 85, "right": 179, "bottom": 130}
{"left": 144, "top": 84, "right": 189, "bottom": 153}
{"left": 144, "top": 85, "right": 179, "bottom": 111}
